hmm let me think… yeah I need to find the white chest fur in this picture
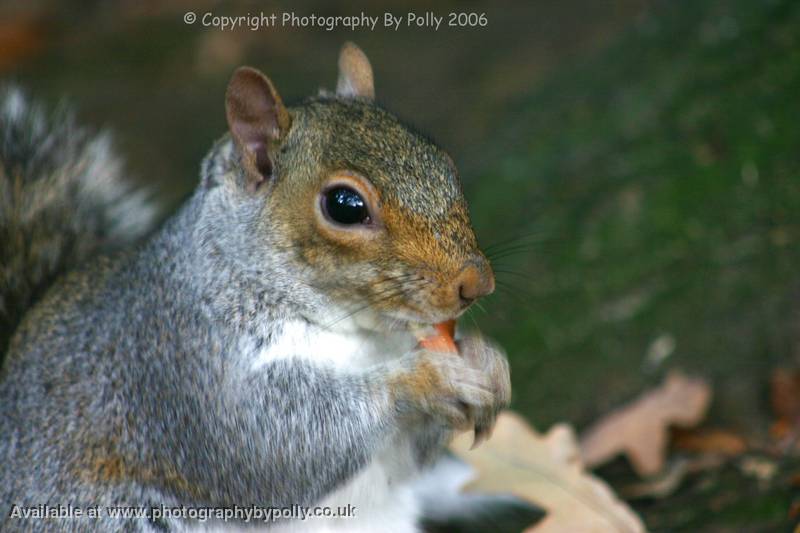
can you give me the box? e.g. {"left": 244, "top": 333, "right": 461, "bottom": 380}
{"left": 248, "top": 318, "right": 416, "bottom": 371}
{"left": 196, "top": 320, "right": 423, "bottom": 532}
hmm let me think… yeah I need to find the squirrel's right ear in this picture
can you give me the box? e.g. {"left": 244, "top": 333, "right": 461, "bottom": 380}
{"left": 225, "top": 67, "right": 291, "bottom": 190}
{"left": 336, "top": 42, "right": 375, "bottom": 100}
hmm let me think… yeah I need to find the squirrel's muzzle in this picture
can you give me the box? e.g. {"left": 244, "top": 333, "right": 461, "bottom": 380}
{"left": 452, "top": 257, "right": 495, "bottom": 309}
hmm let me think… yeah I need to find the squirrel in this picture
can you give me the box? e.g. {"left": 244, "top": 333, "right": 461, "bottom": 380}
{"left": 0, "top": 43, "right": 511, "bottom": 532}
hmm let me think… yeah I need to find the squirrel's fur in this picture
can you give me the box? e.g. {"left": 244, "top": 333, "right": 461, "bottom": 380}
{"left": 0, "top": 44, "right": 510, "bottom": 532}
{"left": 0, "top": 87, "right": 156, "bottom": 356}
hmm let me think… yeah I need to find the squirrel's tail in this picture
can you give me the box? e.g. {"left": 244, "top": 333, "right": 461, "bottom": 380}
{"left": 0, "top": 87, "right": 157, "bottom": 353}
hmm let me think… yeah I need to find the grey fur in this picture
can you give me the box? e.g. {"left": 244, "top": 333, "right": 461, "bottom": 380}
{"left": 0, "top": 78, "right": 509, "bottom": 532}
{"left": 0, "top": 87, "right": 157, "bottom": 356}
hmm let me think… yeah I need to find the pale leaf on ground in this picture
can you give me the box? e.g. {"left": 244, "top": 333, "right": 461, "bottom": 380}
{"left": 579, "top": 371, "right": 711, "bottom": 477}
{"left": 450, "top": 410, "right": 646, "bottom": 533}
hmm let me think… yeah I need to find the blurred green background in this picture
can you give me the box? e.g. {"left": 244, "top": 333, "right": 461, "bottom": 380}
{"left": 3, "top": 0, "right": 799, "bottom": 530}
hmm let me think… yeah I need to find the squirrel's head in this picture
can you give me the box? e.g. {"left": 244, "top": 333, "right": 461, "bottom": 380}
{"left": 216, "top": 42, "right": 493, "bottom": 329}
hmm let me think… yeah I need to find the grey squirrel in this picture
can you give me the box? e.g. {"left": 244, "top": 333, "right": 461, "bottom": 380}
{"left": 0, "top": 43, "right": 511, "bottom": 532}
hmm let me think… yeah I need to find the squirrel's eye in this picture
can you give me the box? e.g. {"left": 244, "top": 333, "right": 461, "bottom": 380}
{"left": 323, "top": 187, "right": 371, "bottom": 225}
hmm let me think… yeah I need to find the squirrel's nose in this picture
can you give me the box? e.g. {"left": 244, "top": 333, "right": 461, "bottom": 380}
{"left": 453, "top": 258, "right": 495, "bottom": 308}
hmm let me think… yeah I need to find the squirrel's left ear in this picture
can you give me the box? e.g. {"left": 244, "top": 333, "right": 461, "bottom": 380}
{"left": 225, "top": 66, "right": 291, "bottom": 190}
{"left": 336, "top": 42, "right": 375, "bottom": 100}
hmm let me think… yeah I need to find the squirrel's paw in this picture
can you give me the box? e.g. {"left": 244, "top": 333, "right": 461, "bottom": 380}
{"left": 456, "top": 334, "right": 511, "bottom": 447}
{"left": 389, "top": 348, "right": 495, "bottom": 432}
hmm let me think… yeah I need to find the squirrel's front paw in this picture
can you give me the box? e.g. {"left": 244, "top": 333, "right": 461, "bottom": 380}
{"left": 387, "top": 346, "right": 500, "bottom": 434}
{"left": 456, "top": 335, "right": 511, "bottom": 446}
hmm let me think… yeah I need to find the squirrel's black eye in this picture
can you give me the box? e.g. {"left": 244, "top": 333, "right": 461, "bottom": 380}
{"left": 323, "top": 187, "right": 371, "bottom": 225}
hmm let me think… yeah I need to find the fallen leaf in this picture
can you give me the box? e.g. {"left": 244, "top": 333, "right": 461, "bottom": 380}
{"left": 770, "top": 368, "right": 800, "bottom": 440}
{"left": 450, "top": 410, "right": 646, "bottom": 533}
{"left": 672, "top": 428, "right": 747, "bottom": 457}
{"left": 770, "top": 368, "right": 800, "bottom": 418}
{"left": 580, "top": 372, "right": 712, "bottom": 477}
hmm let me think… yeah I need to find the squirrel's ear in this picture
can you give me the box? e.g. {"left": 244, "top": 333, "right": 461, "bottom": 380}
{"left": 336, "top": 42, "right": 375, "bottom": 100}
{"left": 225, "top": 66, "right": 291, "bottom": 190}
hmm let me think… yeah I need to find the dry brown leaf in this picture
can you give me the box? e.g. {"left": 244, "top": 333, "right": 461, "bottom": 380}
{"left": 671, "top": 428, "right": 747, "bottom": 457}
{"left": 770, "top": 368, "right": 800, "bottom": 440}
{"left": 450, "top": 410, "right": 646, "bottom": 533}
{"left": 770, "top": 368, "right": 800, "bottom": 420}
{"left": 580, "top": 372, "right": 712, "bottom": 477}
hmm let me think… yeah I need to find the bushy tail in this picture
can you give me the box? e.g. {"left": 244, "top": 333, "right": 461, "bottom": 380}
{"left": 0, "top": 87, "right": 157, "bottom": 354}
